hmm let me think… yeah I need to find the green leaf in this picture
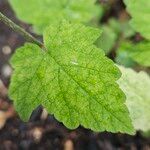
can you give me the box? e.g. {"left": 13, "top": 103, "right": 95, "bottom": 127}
{"left": 118, "top": 66, "right": 150, "bottom": 131}
{"left": 116, "top": 41, "right": 150, "bottom": 67}
{"left": 9, "top": 0, "right": 102, "bottom": 34}
{"left": 9, "top": 21, "right": 134, "bottom": 134}
{"left": 129, "top": 42, "right": 150, "bottom": 67}
{"left": 124, "top": 0, "right": 150, "bottom": 40}
{"left": 96, "top": 19, "right": 135, "bottom": 54}
{"left": 115, "top": 42, "right": 137, "bottom": 67}
{"left": 115, "top": 50, "right": 136, "bottom": 68}
{"left": 108, "top": 19, "right": 135, "bottom": 38}
{"left": 96, "top": 25, "right": 118, "bottom": 54}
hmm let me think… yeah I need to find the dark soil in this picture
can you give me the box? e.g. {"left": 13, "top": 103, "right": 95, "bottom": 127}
{"left": 0, "top": 0, "right": 150, "bottom": 149}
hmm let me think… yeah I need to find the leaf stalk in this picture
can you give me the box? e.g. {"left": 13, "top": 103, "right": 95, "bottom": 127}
{"left": 0, "top": 12, "right": 44, "bottom": 48}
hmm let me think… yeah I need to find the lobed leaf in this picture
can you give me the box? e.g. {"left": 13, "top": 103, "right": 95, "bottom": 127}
{"left": 9, "top": 21, "right": 134, "bottom": 134}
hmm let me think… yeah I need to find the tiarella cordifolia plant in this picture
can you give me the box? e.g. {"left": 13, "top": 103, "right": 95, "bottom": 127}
{"left": 0, "top": 0, "right": 150, "bottom": 134}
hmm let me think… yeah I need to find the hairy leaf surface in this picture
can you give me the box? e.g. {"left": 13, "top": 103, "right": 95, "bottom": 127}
{"left": 9, "top": 0, "right": 102, "bottom": 33}
{"left": 9, "top": 21, "right": 134, "bottom": 134}
{"left": 118, "top": 66, "right": 150, "bottom": 131}
{"left": 124, "top": 0, "right": 150, "bottom": 40}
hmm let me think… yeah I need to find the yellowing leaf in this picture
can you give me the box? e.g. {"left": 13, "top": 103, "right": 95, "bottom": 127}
{"left": 118, "top": 66, "right": 150, "bottom": 131}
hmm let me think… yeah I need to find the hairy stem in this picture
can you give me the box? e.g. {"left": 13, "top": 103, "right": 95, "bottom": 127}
{"left": 0, "top": 12, "right": 44, "bottom": 48}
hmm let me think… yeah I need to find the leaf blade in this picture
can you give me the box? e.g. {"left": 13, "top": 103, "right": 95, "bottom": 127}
{"left": 124, "top": 0, "right": 150, "bottom": 40}
{"left": 118, "top": 66, "right": 150, "bottom": 131}
{"left": 9, "top": 21, "right": 134, "bottom": 134}
{"left": 9, "top": 0, "right": 102, "bottom": 33}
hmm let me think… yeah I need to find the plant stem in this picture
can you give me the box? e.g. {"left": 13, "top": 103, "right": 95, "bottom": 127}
{"left": 0, "top": 12, "right": 44, "bottom": 48}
